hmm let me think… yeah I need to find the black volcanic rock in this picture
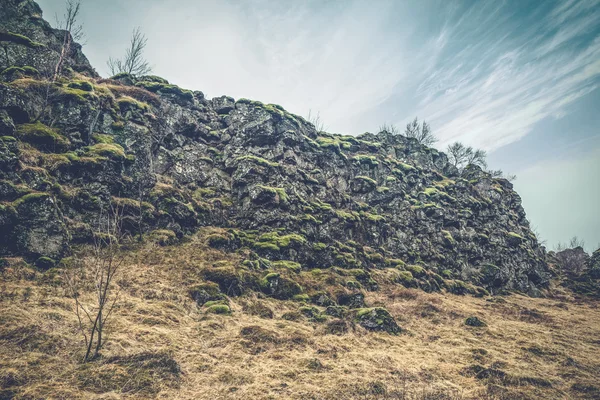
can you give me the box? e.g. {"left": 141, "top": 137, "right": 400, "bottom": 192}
{"left": 0, "top": 0, "right": 551, "bottom": 296}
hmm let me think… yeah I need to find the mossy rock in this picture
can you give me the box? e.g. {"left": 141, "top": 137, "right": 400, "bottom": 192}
{"left": 336, "top": 292, "right": 365, "bottom": 309}
{"left": 1, "top": 66, "right": 39, "bottom": 80}
{"left": 135, "top": 81, "right": 193, "bottom": 101}
{"left": 206, "top": 304, "right": 231, "bottom": 315}
{"left": 465, "top": 316, "right": 486, "bottom": 327}
{"left": 85, "top": 143, "right": 127, "bottom": 160}
{"left": 506, "top": 232, "right": 524, "bottom": 246}
{"left": 272, "top": 260, "right": 301, "bottom": 273}
{"left": 260, "top": 272, "right": 302, "bottom": 300}
{"left": 299, "top": 306, "right": 327, "bottom": 322}
{"left": 396, "top": 270, "right": 416, "bottom": 287}
{"left": 189, "top": 282, "right": 226, "bottom": 306}
{"left": 148, "top": 229, "right": 177, "bottom": 246}
{"left": 206, "top": 232, "right": 234, "bottom": 249}
{"left": 15, "top": 122, "right": 70, "bottom": 152}
{"left": 202, "top": 267, "right": 246, "bottom": 296}
{"left": 68, "top": 80, "right": 94, "bottom": 92}
{"left": 355, "top": 308, "right": 401, "bottom": 334}
{"left": 35, "top": 256, "right": 55, "bottom": 270}
{"left": 310, "top": 291, "right": 335, "bottom": 307}
{"left": 405, "top": 264, "right": 426, "bottom": 278}
{"left": 325, "top": 306, "right": 348, "bottom": 319}
{"left": 0, "top": 31, "right": 44, "bottom": 48}
{"left": 446, "top": 279, "right": 474, "bottom": 295}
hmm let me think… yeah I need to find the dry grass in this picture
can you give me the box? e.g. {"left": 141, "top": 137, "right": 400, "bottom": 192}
{"left": 1, "top": 230, "right": 599, "bottom": 399}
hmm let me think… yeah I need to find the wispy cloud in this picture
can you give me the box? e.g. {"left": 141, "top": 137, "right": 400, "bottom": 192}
{"left": 403, "top": 1, "right": 600, "bottom": 150}
{"left": 38, "top": 0, "right": 600, "bottom": 150}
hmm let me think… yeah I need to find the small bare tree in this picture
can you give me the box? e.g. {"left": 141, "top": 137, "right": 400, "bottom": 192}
{"left": 447, "top": 142, "right": 487, "bottom": 171}
{"left": 488, "top": 169, "right": 517, "bottom": 182}
{"left": 54, "top": 0, "right": 85, "bottom": 81}
{"left": 307, "top": 109, "right": 327, "bottom": 133}
{"left": 63, "top": 204, "right": 126, "bottom": 362}
{"left": 107, "top": 27, "right": 152, "bottom": 77}
{"left": 404, "top": 117, "right": 437, "bottom": 146}
{"left": 379, "top": 123, "right": 399, "bottom": 135}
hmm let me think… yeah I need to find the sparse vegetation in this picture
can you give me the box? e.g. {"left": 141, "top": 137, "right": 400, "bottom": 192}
{"left": 107, "top": 27, "right": 152, "bottom": 76}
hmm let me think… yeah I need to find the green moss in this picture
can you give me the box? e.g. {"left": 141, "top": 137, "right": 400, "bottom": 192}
{"left": 442, "top": 230, "right": 455, "bottom": 244}
{"left": 206, "top": 232, "right": 233, "bottom": 248}
{"left": 411, "top": 202, "right": 437, "bottom": 210}
{"left": 0, "top": 31, "right": 44, "bottom": 48}
{"left": 110, "top": 72, "right": 132, "bottom": 80}
{"left": 507, "top": 232, "right": 524, "bottom": 240}
{"left": 398, "top": 162, "right": 415, "bottom": 171}
{"left": 68, "top": 80, "right": 94, "bottom": 92}
{"left": 15, "top": 122, "right": 70, "bottom": 151}
{"left": 355, "top": 175, "right": 377, "bottom": 186}
{"left": 260, "top": 272, "right": 303, "bottom": 300}
{"left": 360, "top": 211, "right": 385, "bottom": 222}
{"left": 293, "top": 294, "right": 310, "bottom": 302}
{"left": 253, "top": 242, "right": 280, "bottom": 252}
{"left": 272, "top": 260, "right": 302, "bottom": 273}
{"left": 135, "top": 81, "right": 193, "bottom": 100}
{"left": 385, "top": 176, "right": 397, "bottom": 183}
{"left": 386, "top": 258, "right": 406, "bottom": 268}
{"left": 236, "top": 98, "right": 252, "bottom": 104}
{"left": 86, "top": 143, "right": 126, "bottom": 159}
{"left": 117, "top": 96, "right": 149, "bottom": 111}
{"left": 301, "top": 214, "right": 321, "bottom": 224}
{"left": 376, "top": 186, "right": 390, "bottom": 194}
{"left": 112, "top": 196, "right": 155, "bottom": 212}
{"left": 236, "top": 154, "right": 279, "bottom": 168}
{"left": 310, "top": 199, "right": 333, "bottom": 212}
{"left": 0, "top": 136, "right": 17, "bottom": 142}
{"left": 91, "top": 134, "right": 115, "bottom": 144}
{"left": 256, "top": 185, "right": 288, "bottom": 202}
{"left": 139, "top": 75, "right": 169, "bottom": 84}
{"left": 352, "top": 154, "right": 379, "bottom": 166}
{"left": 422, "top": 187, "right": 439, "bottom": 196}
{"left": 255, "top": 232, "right": 306, "bottom": 250}
{"left": 1, "top": 66, "right": 39, "bottom": 78}
{"left": 206, "top": 304, "right": 231, "bottom": 315}
{"left": 111, "top": 121, "right": 125, "bottom": 131}
{"left": 148, "top": 229, "right": 177, "bottom": 246}
{"left": 335, "top": 209, "right": 360, "bottom": 221}
{"left": 441, "top": 269, "right": 453, "bottom": 279}
{"left": 405, "top": 265, "right": 426, "bottom": 278}
{"left": 396, "top": 271, "right": 415, "bottom": 286}
{"left": 313, "top": 242, "right": 327, "bottom": 251}
{"left": 12, "top": 192, "right": 50, "bottom": 207}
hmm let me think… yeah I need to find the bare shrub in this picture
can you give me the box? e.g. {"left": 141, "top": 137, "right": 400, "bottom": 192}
{"left": 404, "top": 117, "right": 437, "bottom": 146}
{"left": 63, "top": 204, "right": 127, "bottom": 362}
{"left": 107, "top": 27, "right": 152, "bottom": 77}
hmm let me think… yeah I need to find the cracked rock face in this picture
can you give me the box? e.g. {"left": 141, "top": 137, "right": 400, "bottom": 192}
{"left": 0, "top": 0, "right": 551, "bottom": 296}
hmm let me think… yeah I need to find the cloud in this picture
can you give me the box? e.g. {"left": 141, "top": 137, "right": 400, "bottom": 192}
{"left": 403, "top": 1, "right": 600, "bottom": 151}
{"left": 37, "top": 0, "right": 600, "bottom": 149}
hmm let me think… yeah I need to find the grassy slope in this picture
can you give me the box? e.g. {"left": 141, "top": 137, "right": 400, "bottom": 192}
{"left": 1, "top": 230, "right": 599, "bottom": 400}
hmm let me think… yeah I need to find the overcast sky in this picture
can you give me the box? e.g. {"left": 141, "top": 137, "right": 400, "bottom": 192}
{"left": 38, "top": 0, "right": 600, "bottom": 251}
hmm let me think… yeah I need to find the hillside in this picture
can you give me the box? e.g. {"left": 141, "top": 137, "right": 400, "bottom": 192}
{"left": 1, "top": 1, "right": 599, "bottom": 399}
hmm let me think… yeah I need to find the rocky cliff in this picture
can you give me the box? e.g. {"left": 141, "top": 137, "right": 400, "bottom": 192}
{"left": 0, "top": 0, "right": 550, "bottom": 296}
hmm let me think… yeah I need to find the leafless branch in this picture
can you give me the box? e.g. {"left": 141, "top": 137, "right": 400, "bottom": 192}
{"left": 107, "top": 27, "right": 152, "bottom": 77}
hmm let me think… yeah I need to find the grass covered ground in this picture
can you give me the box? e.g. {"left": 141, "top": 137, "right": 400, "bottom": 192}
{"left": 1, "top": 230, "right": 599, "bottom": 400}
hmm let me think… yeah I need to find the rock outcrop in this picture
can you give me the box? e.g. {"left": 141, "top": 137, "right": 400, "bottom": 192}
{"left": 0, "top": 0, "right": 550, "bottom": 296}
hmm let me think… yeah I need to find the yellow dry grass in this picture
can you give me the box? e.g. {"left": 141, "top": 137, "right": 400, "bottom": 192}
{"left": 1, "top": 230, "right": 599, "bottom": 400}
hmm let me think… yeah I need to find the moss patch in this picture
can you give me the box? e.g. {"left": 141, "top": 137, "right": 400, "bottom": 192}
{"left": 15, "top": 123, "right": 70, "bottom": 152}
